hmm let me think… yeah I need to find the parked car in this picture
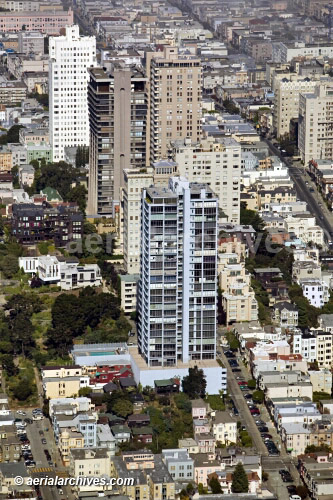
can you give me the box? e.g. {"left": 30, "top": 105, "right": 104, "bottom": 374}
{"left": 258, "top": 426, "right": 269, "bottom": 433}
{"left": 17, "top": 411, "right": 26, "bottom": 416}
{"left": 41, "top": 438, "right": 47, "bottom": 445}
{"left": 261, "top": 433, "right": 272, "bottom": 439}
{"left": 39, "top": 430, "right": 44, "bottom": 436}
{"left": 250, "top": 408, "right": 260, "bottom": 415}
{"left": 287, "top": 485, "right": 297, "bottom": 495}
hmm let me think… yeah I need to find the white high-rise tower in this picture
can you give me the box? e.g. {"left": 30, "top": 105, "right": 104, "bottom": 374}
{"left": 137, "top": 177, "right": 218, "bottom": 367}
{"left": 49, "top": 25, "right": 96, "bottom": 162}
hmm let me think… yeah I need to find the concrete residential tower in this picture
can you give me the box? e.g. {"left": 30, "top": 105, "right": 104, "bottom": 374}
{"left": 299, "top": 82, "right": 333, "bottom": 163}
{"left": 149, "top": 46, "right": 202, "bottom": 164}
{"left": 87, "top": 64, "right": 148, "bottom": 215}
{"left": 49, "top": 25, "right": 96, "bottom": 162}
{"left": 172, "top": 137, "right": 241, "bottom": 224}
{"left": 137, "top": 177, "right": 218, "bottom": 367}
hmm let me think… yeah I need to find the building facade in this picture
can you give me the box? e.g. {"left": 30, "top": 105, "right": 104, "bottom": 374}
{"left": 0, "top": 9, "right": 73, "bottom": 34}
{"left": 138, "top": 178, "right": 218, "bottom": 367}
{"left": 149, "top": 46, "right": 202, "bottom": 163}
{"left": 122, "top": 168, "right": 153, "bottom": 274}
{"left": 49, "top": 25, "right": 96, "bottom": 162}
{"left": 173, "top": 137, "right": 241, "bottom": 224}
{"left": 87, "top": 64, "right": 148, "bottom": 216}
{"left": 273, "top": 75, "right": 319, "bottom": 138}
{"left": 299, "top": 83, "right": 333, "bottom": 164}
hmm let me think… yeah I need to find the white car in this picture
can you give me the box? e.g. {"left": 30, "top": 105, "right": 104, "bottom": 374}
{"left": 17, "top": 411, "right": 26, "bottom": 416}
{"left": 21, "top": 445, "right": 31, "bottom": 451}
{"left": 16, "top": 429, "right": 26, "bottom": 435}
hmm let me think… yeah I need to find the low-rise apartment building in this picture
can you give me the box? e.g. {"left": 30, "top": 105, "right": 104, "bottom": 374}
{"left": 309, "top": 369, "right": 332, "bottom": 393}
{"left": 0, "top": 82, "right": 27, "bottom": 104}
{"left": 41, "top": 365, "right": 90, "bottom": 399}
{"left": 211, "top": 411, "right": 237, "bottom": 445}
{"left": 162, "top": 449, "right": 194, "bottom": 481}
{"left": 120, "top": 274, "right": 139, "bottom": 314}
{"left": 300, "top": 279, "right": 329, "bottom": 308}
{"left": 273, "top": 301, "right": 298, "bottom": 328}
{"left": 69, "top": 447, "right": 112, "bottom": 478}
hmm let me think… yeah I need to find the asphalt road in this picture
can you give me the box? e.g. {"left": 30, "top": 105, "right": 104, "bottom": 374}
{"left": 263, "top": 139, "right": 333, "bottom": 239}
{"left": 219, "top": 338, "right": 303, "bottom": 500}
{"left": 219, "top": 350, "right": 268, "bottom": 456}
{"left": 21, "top": 410, "right": 72, "bottom": 500}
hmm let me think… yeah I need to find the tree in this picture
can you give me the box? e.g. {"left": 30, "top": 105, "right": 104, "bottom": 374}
{"left": 30, "top": 276, "right": 43, "bottom": 288}
{"left": 223, "top": 99, "right": 240, "bottom": 115}
{"left": 0, "top": 354, "right": 18, "bottom": 376}
{"left": 112, "top": 399, "right": 134, "bottom": 418}
{"left": 247, "top": 379, "right": 256, "bottom": 390}
{"left": 0, "top": 254, "right": 19, "bottom": 278}
{"left": 313, "top": 391, "right": 331, "bottom": 403}
{"left": 240, "top": 202, "right": 264, "bottom": 231}
{"left": 35, "top": 161, "right": 81, "bottom": 200}
{"left": 208, "top": 477, "right": 222, "bottom": 494}
{"left": 198, "top": 484, "right": 204, "bottom": 495}
{"left": 182, "top": 366, "right": 207, "bottom": 399}
{"left": 6, "top": 125, "right": 24, "bottom": 143}
{"left": 67, "top": 184, "right": 87, "bottom": 214}
{"left": 186, "top": 483, "right": 194, "bottom": 495}
{"left": 231, "top": 463, "right": 249, "bottom": 493}
{"left": 78, "top": 387, "right": 92, "bottom": 397}
{"left": 305, "top": 444, "right": 331, "bottom": 453}
{"left": 12, "top": 378, "right": 34, "bottom": 401}
{"left": 240, "top": 431, "right": 252, "bottom": 447}
{"left": 295, "top": 485, "right": 309, "bottom": 499}
{"left": 174, "top": 392, "right": 192, "bottom": 413}
{"left": 262, "top": 471, "right": 269, "bottom": 482}
{"left": 75, "top": 145, "right": 89, "bottom": 168}
{"left": 252, "top": 390, "right": 264, "bottom": 404}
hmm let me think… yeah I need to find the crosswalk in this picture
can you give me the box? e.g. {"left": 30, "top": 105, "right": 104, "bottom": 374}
{"left": 29, "top": 468, "right": 69, "bottom": 479}
{"left": 30, "top": 467, "right": 53, "bottom": 474}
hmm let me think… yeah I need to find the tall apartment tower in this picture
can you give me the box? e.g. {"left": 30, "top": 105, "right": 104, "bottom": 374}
{"left": 273, "top": 74, "right": 320, "bottom": 138}
{"left": 299, "top": 82, "right": 333, "bottom": 164}
{"left": 149, "top": 46, "right": 202, "bottom": 164}
{"left": 122, "top": 168, "right": 154, "bottom": 274}
{"left": 172, "top": 137, "right": 241, "bottom": 224}
{"left": 138, "top": 177, "right": 218, "bottom": 367}
{"left": 49, "top": 25, "right": 96, "bottom": 162}
{"left": 87, "top": 63, "right": 148, "bottom": 216}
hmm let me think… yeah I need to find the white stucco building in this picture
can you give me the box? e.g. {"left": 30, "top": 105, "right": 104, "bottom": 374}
{"left": 49, "top": 25, "right": 96, "bottom": 161}
{"left": 19, "top": 255, "right": 102, "bottom": 290}
{"left": 300, "top": 279, "right": 329, "bottom": 308}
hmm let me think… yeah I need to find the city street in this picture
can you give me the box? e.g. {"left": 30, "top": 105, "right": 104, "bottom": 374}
{"left": 264, "top": 139, "right": 333, "bottom": 238}
{"left": 219, "top": 349, "right": 268, "bottom": 456}
{"left": 20, "top": 410, "right": 72, "bottom": 500}
{"left": 219, "top": 338, "right": 302, "bottom": 500}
